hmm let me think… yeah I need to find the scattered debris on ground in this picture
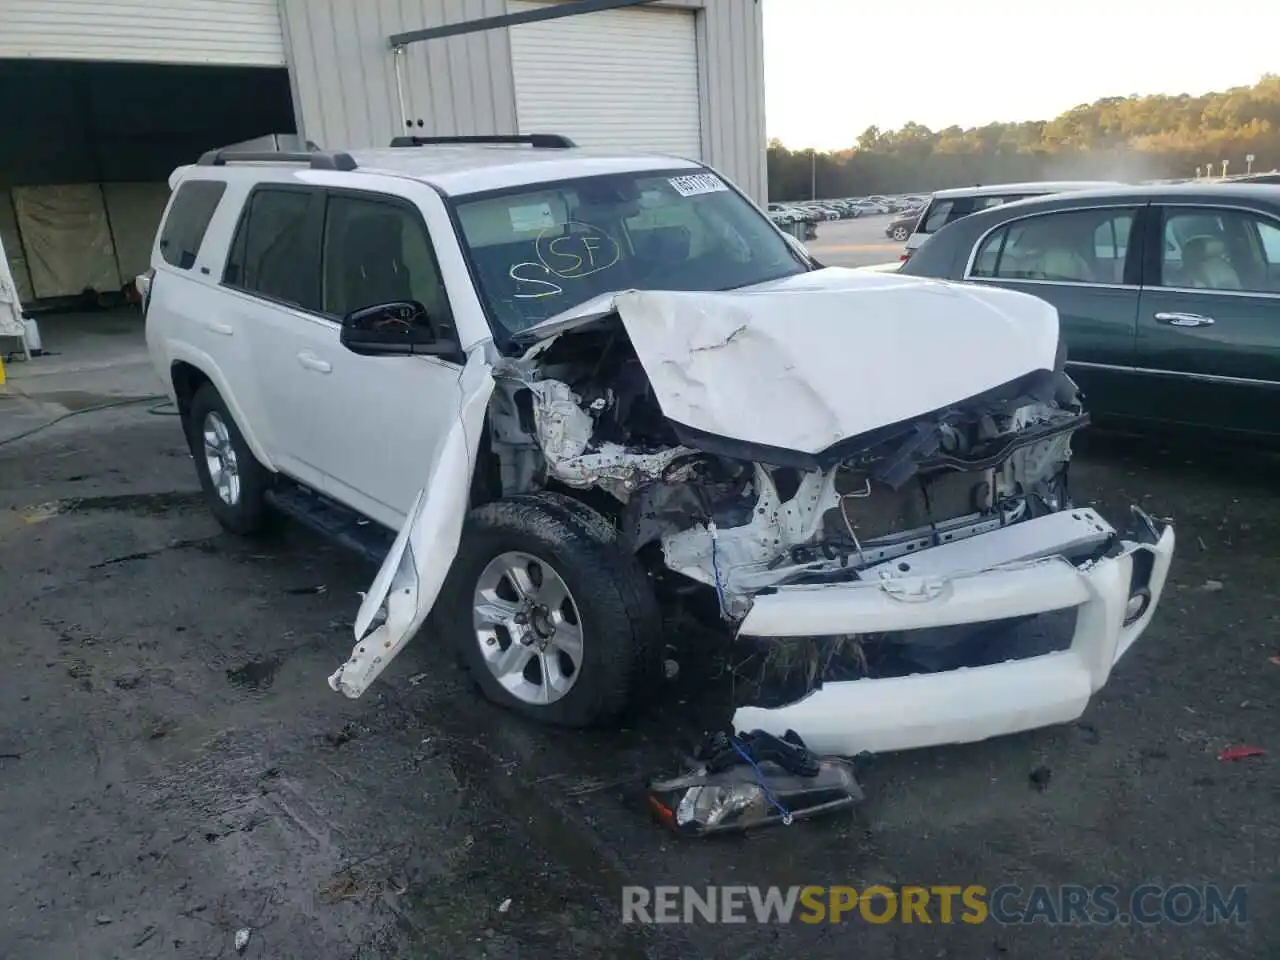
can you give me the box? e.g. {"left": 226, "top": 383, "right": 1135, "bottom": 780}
{"left": 1029, "top": 766, "right": 1053, "bottom": 792}
{"left": 1218, "top": 745, "right": 1265, "bottom": 762}
{"left": 647, "top": 729, "right": 861, "bottom": 835}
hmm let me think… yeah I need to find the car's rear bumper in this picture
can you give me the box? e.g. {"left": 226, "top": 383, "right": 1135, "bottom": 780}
{"left": 731, "top": 510, "right": 1175, "bottom": 756}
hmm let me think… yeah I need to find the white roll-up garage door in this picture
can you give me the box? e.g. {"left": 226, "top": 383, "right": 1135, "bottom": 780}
{"left": 507, "top": 1, "right": 702, "bottom": 159}
{"left": 0, "top": 0, "right": 285, "bottom": 67}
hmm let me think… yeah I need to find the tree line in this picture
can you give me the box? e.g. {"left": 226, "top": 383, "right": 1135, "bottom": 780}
{"left": 768, "top": 74, "right": 1280, "bottom": 200}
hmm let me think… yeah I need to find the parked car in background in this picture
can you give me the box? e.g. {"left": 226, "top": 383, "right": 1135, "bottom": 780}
{"left": 898, "top": 183, "right": 1280, "bottom": 441}
{"left": 853, "top": 199, "right": 889, "bottom": 216}
{"left": 902, "top": 181, "right": 1126, "bottom": 264}
{"left": 885, "top": 208, "right": 921, "bottom": 241}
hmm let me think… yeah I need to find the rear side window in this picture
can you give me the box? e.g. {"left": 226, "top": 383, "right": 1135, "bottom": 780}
{"left": 921, "top": 198, "right": 984, "bottom": 234}
{"left": 158, "top": 180, "right": 226, "bottom": 269}
{"left": 919, "top": 194, "right": 1030, "bottom": 235}
{"left": 223, "top": 188, "right": 321, "bottom": 310}
{"left": 970, "top": 208, "right": 1137, "bottom": 284}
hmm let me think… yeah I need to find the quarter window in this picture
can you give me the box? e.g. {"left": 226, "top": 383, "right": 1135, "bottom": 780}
{"left": 158, "top": 180, "right": 226, "bottom": 269}
{"left": 1159, "top": 208, "right": 1280, "bottom": 293}
{"left": 320, "top": 195, "right": 452, "bottom": 331}
{"left": 223, "top": 188, "right": 321, "bottom": 310}
{"left": 970, "top": 208, "right": 1136, "bottom": 284}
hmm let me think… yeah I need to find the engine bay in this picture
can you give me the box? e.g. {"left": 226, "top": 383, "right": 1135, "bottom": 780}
{"left": 485, "top": 315, "right": 1090, "bottom": 613}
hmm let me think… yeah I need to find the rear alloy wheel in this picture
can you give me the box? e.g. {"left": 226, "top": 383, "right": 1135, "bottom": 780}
{"left": 202, "top": 411, "right": 241, "bottom": 507}
{"left": 186, "top": 382, "right": 273, "bottom": 536}
{"left": 892, "top": 225, "right": 910, "bottom": 241}
{"left": 442, "top": 492, "right": 663, "bottom": 727}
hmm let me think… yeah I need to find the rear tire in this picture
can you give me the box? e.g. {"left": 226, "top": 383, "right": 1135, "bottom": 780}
{"left": 892, "top": 226, "right": 910, "bottom": 241}
{"left": 186, "top": 382, "right": 274, "bottom": 536}
{"left": 440, "top": 492, "right": 663, "bottom": 727}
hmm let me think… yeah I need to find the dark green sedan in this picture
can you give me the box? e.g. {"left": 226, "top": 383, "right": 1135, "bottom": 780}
{"left": 898, "top": 184, "right": 1280, "bottom": 440}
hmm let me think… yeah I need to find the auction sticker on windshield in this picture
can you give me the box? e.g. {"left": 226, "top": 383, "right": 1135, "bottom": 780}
{"left": 509, "top": 202, "right": 557, "bottom": 233}
{"left": 669, "top": 174, "right": 728, "bottom": 197}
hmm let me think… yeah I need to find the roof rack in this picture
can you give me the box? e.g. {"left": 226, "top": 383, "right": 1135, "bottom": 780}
{"left": 388, "top": 133, "right": 577, "bottom": 149}
{"left": 196, "top": 149, "right": 358, "bottom": 172}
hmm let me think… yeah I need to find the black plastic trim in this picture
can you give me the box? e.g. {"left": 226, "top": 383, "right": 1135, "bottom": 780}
{"left": 390, "top": 134, "right": 576, "bottom": 149}
{"left": 197, "top": 149, "right": 357, "bottom": 172}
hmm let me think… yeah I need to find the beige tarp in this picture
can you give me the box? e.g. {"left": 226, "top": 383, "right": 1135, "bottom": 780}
{"left": 102, "top": 182, "right": 171, "bottom": 284}
{"left": 12, "top": 184, "right": 121, "bottom": 299}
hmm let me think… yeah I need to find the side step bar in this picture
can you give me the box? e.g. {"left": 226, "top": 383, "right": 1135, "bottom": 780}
{"left": 264, "top": 483, "right": 394, "bottom": 565}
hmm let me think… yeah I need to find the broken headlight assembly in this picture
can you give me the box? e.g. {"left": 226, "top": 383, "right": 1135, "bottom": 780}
{"left": 646, "top": 730, "right": 863, "bottom": 836}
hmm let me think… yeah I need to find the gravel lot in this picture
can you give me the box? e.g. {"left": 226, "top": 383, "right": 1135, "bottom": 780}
{"left": 1, "top": 394, "right": 1276, "bottom": 958}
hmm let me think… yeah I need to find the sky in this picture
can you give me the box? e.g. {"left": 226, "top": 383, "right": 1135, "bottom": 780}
{"left": 763, "top": 0, "right": 1280, "bottom": 150}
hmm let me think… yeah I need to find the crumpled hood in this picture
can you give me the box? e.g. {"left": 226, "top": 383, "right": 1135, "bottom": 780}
{"left": 528, "top": 269, "right": 1061, "bottom": 458}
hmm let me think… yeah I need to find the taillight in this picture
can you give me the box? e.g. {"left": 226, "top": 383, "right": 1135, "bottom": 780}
{"left": 900, "top": 252, "right": 911, "bottom": 262}
{"left": 137, "top": 269, "right": 154, "bottom": 317}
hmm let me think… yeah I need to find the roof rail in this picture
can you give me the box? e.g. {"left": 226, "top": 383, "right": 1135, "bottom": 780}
{"left": 388, "top": 133, "right": 577, "bottom": 149}
{"left": 196, "top": 149, "right": 358, "bottom": 172}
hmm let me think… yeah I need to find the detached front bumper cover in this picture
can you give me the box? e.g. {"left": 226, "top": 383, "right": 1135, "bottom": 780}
{"left": 732, "top": 507, "right": 1176, "bottom": 756}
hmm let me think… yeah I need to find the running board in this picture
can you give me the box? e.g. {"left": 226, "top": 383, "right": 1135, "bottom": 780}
{"left": 264, "top": 483, "right": 394, "bottom": 565}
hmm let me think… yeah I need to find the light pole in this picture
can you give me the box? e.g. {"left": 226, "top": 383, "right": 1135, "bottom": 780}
{"left": 1246, "top": 153, "right": 1255, "bottom": 175}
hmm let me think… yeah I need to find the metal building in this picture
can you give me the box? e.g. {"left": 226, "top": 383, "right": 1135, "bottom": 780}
{"left": 0, "top": 0, "right": 766, "bottom": 307}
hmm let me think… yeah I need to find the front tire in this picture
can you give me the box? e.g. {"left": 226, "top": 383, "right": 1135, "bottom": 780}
{"left": 186, "top": 382, "right": 273, "bottom": 535}
{"left": 440, "top": 492, "right": 663, "bottom": 727}
{"left": 892, "top": 225, "right": 910, "bottom": 241}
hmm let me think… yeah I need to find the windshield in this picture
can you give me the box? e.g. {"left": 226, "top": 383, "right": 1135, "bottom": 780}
{"left": 451, "top": 168, "right": 808, "bottom": 334}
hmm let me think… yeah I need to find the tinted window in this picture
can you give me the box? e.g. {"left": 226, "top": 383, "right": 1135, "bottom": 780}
{"left": 920, "top": 199, "right": 960, "bottom": 233}
{"left": 970, "top": 208, "right": 1136, "bottom": 284}
{"left": 919, "top": 194, "right": 1037, "bottom": 236}
{"left": 158, "top": 180, "right": 226, "bottom": 269}
{"left": 321, "top": 194, "right": 452, "bottom": 331}
{"left": 1159, "top": 207, "right": 1280, "bottom": 293}
{"left": 453, "top": 169, "right": 807, "bottom": 333}
{"left": 224, "top": 188, "right": 320, "bottom": 309}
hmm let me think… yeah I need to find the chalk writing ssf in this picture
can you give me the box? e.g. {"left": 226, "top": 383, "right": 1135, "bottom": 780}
{"left": 509, "top": 262, "right": 563, "bottom": 299}
{"left": 537, "top": 222, "right": 622, "bottom": 279}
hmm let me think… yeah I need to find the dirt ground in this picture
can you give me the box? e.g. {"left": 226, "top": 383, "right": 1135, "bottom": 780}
{"left": 1, "top": 401, "right": 1276, "bottom": 959}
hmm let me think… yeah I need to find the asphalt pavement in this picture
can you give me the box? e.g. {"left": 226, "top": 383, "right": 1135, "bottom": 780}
{"left": 805, "top": 214, "right": 905, "bottom": 268}
{"left": 1, "top": 353, "right": 1277, "bottom": 958}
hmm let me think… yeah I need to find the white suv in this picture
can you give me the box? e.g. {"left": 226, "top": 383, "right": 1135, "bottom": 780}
{"left": 142, "top": 137, "right": 1174, "bottom": 755}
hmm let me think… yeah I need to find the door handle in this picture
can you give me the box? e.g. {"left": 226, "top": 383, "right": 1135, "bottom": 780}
{"left": 297, "top": 352, "right": 332, "bottom": 373}
{"left": 201, "top": 320, "right": 234, "bottom": 336}
{"left": 1154, "top": 312, "right": 1214, "bottom": 328}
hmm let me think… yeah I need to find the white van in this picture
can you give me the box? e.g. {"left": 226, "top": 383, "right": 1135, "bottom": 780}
{"left": 901, "top": 181, "right": 1126, "bottom": 264}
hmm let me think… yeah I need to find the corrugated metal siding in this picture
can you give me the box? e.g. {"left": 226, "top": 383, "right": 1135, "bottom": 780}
{"left": 508, "top": 2, "right": 701, "bottom": 158}
{"left": 699, "top": 0, "right": 767, "bottom": 205}
{"left": 0, "top": 0, "right": 285, "bottom": 67}
{"left": 281, "top": 0, "right": 765, "bottom": 203}
{"left": 281, "top": 0, "right": 518, "bottom": 153}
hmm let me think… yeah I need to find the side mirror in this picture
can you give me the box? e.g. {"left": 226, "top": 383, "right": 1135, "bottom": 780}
{"left": 339, "top": 301, "right": 456, "bottom": 357}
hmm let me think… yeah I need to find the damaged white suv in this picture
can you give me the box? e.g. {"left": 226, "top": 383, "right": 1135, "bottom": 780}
{"left": 143, "top": 136, "right": 1175, "bottom": 756}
